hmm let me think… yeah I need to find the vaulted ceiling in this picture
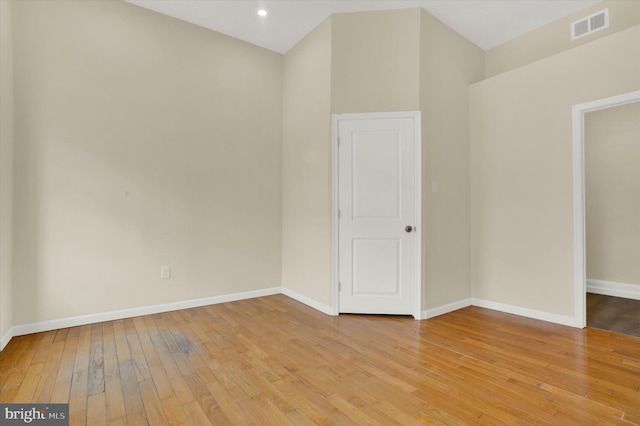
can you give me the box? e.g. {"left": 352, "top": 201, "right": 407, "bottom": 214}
{"left": 124, "top": 0, "right": 601, "bottom": 54}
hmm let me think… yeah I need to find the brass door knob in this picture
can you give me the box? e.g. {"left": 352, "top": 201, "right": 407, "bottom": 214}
{"left": 405, "top": 226, "right": 413, "bottom": 233}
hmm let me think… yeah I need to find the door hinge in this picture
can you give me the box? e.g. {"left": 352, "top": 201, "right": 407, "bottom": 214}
{"left": 338, "top": 209, "right": 341, "bottom": 219}
{"left": 338, "top": 282, "right": 342, "bottom": 292}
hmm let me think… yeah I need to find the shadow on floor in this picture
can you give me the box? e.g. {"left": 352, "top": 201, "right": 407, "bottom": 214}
{"left": 587, "top": 293, "right": 640, "bottom": 338}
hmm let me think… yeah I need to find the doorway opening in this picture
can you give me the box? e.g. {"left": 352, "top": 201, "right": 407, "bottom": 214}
{"left": 583, "top": 101, "right": 640, "bottom": 337}
{"left": 572, "top": 90, "right": 640, "bottom": 328}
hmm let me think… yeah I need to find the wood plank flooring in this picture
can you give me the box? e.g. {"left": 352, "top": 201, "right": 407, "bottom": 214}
{"left": 1, "top": 294, "right": 640, "bottom": 425}
{"left": 587, "top": 293, "right": 640, "bottom": 338}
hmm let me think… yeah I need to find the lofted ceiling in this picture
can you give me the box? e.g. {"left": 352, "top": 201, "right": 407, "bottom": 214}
{"left": 124, "top": 0, "right": 601, "bottom": 53}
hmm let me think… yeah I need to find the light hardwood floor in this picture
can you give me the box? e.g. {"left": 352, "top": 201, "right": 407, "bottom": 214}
{"left": 1, "top": 294, "right": 640, "bottom": 425}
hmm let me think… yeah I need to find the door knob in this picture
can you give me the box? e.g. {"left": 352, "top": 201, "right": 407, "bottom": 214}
{"left": 405, "top": 225, "right": 413, "bottom": 233}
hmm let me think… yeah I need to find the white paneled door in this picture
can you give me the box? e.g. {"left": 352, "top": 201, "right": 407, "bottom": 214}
{"left": 337, "top": 113, "right": 420, "bottom": 316}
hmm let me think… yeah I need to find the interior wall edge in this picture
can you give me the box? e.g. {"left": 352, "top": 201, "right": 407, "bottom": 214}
{"left": 0, "top": 328, "right": 12, "bottom": 352}
{"left": 0, "top": 0, "right": 15, "bottom": 348}
{"left": 281, "top": 287, "right": 336, "bottom": 316}
{"left": 422, "top": 298, "right": 472, "bottom": 320}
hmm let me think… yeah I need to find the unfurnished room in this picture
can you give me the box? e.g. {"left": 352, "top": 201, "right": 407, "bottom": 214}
{"left": 0, "top": 0, "right": 639, "bottom": 424}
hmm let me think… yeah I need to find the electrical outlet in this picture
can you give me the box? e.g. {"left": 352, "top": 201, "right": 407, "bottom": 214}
{"left": 432, "top": 181, "right": 439, "bottom": 193}
{"left": 160, "top": 266, "right": 171, "bottom": 280}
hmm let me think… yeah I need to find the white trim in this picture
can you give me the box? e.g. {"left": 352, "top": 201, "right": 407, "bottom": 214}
{"left": 331, "top": 114, "right": 341, "bottom": 316}
{"left": 472, "top": 298, "right": 580, "bottom": 328}
{"left": 6, "top": 282, "right": 627, "bottom": 352}
{"left": 0, "top": 286, "right": 338, "bottom": 351}
{"left": 1, "top": 327, "right": 13, "bottom": 351}
{"left": 587, "top": 279, "right": 640, "bottom": 301}
{"left": 572, "top": 90, "right": 640, "bottom": 328}
{"left": 332, "top": 111, "right": 423, "bottom": 319}
{"left": 10, "top": 287, "right": 280, "bottom": 339}
{"left": 422, "top": 298, "right": 471, "bottom": 320}
{"left": 413, "top": 113, "right": 423, "bottom": 320}
{"left": 281, "top": 287, "right": 336, "bottom": 316}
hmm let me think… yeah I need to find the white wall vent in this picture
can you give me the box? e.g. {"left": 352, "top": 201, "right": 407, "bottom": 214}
{"left": 572, "top": 9, "right": 609, "bottom": 40}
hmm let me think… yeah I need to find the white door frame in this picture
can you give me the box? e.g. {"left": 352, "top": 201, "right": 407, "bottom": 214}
{"left": 332, "top": 111, "right": 422, "bottom": 319}
{"left": 571, "top": 90, "right": 640, "bottom": 328}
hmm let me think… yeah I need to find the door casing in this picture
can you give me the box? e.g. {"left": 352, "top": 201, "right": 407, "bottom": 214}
{"left": 572, "top": 90, "right": 640, "bottom": 328}
{"left": 332, "top": 111, "right": 422, "bottom": 319}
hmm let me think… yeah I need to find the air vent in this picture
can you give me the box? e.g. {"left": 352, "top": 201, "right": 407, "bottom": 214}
{"left": 572, "top": 9, "right": 609, "bottom": 40}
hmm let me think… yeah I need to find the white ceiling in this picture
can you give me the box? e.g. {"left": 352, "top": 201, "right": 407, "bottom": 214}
{"left": 124, "top": 0, "right": 601, "bottom": 53}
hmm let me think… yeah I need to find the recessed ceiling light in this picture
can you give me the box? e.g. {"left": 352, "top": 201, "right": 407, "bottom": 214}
{"left": 257, "top": 9, "right": 267, "bottom": 17}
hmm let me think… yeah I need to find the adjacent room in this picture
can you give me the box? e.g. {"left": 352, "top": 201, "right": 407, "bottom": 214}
{"left": 1, "top": 0, "right": 639, "bottom": 424}
{"left": 584, "top": 101, "right": 640, "bottom": 337}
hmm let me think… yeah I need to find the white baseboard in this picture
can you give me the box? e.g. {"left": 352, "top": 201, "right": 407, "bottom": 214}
{"left": 281, "top": 287, "right": 337, "bottom": 316}
{"left": 2, "top": 287, "right": 594, "bottom": 352}
{"left": 422, "top": 298, "right": 472, "bottom": 319}
{"left": 421, "top": 298, "right": 580, "bottom": 327}
{"left": 1, "top": 286, "right": 336, "bottom": 352}
{"left": 9, "top": 287, "right": 281, "bottom": 342}
{"left": 471, "top": 298, "right": 580, "bottom": 327}
{"left": 587, "top": 279, "right": 640, "bottom": 300}
{"left": 1, "top": 327, "right": 13, "bottom": 352}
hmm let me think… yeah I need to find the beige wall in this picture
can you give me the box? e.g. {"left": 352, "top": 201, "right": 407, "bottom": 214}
{"left": 281, "top": 8, "right": 483, "bottom": 311}
{"left": 281, "top": 18, "right": 333, "bottom": 307}
{"left": 419, "top": 10, "right": 484, "bottom": 310}
{"left": 486, "top": 1, "right": 640, "bottom": 78}
{"left": 330, "top": 9, "right": 420, "bottom": 309}
{"left": 11, "top": 0, "right": 283, "bottom": 325}
{"left": 331, "top": 9, "right": 421, "bottom": 113}
{"left": 282, "top": 8, "right": 482, "bottom": 312}
{"left": 0, "top": 0, "right": 14, "bottom": 341}
{"left": 9, "top": 0, "right": 634, "bottom": 332}
{"left": 470, "top": 26, "right": 640, "bottom": 317}
{"left": 585, "top": 101, "right": 640, "bottom": 285}
{"left": 281, "top": 9, "right": 423, "bottom": 309}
